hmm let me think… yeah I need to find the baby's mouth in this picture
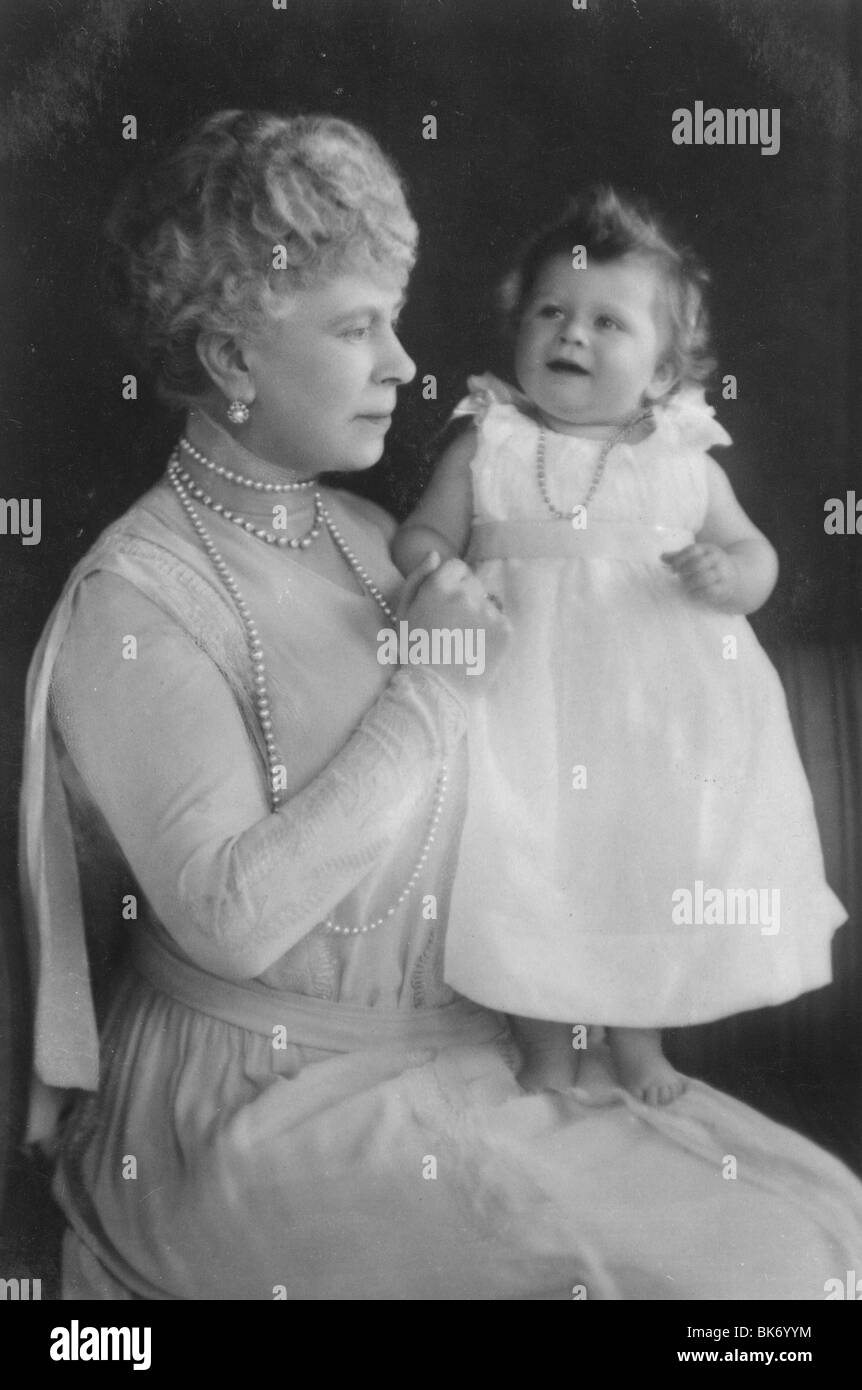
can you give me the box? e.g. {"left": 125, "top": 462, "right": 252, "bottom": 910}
{"left": 546, "top": 359, "right": 590, "bottom": 376}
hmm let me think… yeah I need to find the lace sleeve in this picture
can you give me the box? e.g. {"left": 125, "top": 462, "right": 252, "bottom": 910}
{"left": 51, "top": 572, "right": 466, "bottom": 980}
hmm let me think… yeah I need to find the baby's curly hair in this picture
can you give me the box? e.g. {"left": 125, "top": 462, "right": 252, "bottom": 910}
{"left": 104, "top": 109, "right": 418, "bottom": 404}
{"left": 498, "top": 186, "right": 714, "bottom": 394}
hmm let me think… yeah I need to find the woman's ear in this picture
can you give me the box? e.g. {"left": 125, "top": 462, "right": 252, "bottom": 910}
{"left": 196, "top": 331, "right": 255, "bottom": 406}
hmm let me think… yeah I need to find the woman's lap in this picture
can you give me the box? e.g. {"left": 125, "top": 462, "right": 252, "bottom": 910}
{"left": 54, "top": 971, "right": 862, "bottom": 1300}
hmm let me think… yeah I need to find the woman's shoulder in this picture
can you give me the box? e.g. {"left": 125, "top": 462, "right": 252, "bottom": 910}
{"left": 49, "top": 481, "right": 236, "bottom": 657}
{"left": 69, "top": 481, "right": 223, "bottom": 589}
{"left": 47, "top": 483, "right": 250, "bottom": 724}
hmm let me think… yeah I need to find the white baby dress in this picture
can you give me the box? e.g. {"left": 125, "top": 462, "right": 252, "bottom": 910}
{"left": 444, "top": 377, "right": 846, "bottom": 1025}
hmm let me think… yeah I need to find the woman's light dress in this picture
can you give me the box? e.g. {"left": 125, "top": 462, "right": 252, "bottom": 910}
{"left": 20, "top": 407, "right": 861, "bottom": 1299}
{"left": 444, "top": 380, "right": 846, "bottom": 1025}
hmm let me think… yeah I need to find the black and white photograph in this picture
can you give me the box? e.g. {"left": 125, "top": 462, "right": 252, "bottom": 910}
{"left": 1, "top": 0, "right": 861, "bottom": 1328}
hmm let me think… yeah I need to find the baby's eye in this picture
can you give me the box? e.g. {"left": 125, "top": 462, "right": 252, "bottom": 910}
{"left": 537, "top": 304, "right": 564, "bottom": 320}
{"left": 596, "top": 314, "right": 622, "bottom": 330}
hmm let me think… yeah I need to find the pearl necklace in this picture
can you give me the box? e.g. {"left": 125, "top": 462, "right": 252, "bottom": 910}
{"left": 180, "top": 435, "right": 316, "bottom": 491}
{"left": 170, "top": 455, "right": 396, "bottom": 617}
{"left": 536, "top": 407, "right": 652, "bottom": 521}
{"left": 171, "top": 457, "right": 323, "bottom": 549}
{"left": 166, "top": 446, "right": 447, "bottom": 937}
{"left": 316, "top": 500, "right": 397, "bottom": 622}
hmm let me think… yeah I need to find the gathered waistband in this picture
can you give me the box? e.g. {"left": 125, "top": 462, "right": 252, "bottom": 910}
{"left": 468, "top": 519, "right": 694, "bottom": 563}
{"left": 130, "top": 929, "right": 507, "bottom": 1052}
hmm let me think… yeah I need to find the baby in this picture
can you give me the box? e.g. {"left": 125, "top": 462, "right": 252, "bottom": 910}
{"left": 393, "top": 187, "right": 844, "bottom": 1103}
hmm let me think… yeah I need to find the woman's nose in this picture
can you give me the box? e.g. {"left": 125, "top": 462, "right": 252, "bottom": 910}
{"left": 378, "top": 327, "right": 416, "bottom": 385}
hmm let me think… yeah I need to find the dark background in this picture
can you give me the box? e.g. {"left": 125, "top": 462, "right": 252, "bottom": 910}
{"left": 2, "top": 0, "right": 861, "bottom": 643}
{"left": 1, "top": 0, "right": 861, "bottom": 1282}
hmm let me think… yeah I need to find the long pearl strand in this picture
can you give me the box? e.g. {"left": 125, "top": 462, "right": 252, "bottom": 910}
{"left": 166, "top": 447, "right": 448, "bottom": 937}
{"left": 536, "top": 407, "right": 652, "bottom": 521}
{"left": 317, "top": 501, "right": 397, "bottom": 623}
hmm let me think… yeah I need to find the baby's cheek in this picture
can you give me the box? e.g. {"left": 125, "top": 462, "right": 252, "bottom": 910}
{"left": 513, "top": 334, "right": 540, "bottom": 386}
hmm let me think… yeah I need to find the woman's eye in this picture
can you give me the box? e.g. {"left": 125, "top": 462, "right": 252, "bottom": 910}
{"left": 342, "top": 324, "right": 372, "bottom": 342}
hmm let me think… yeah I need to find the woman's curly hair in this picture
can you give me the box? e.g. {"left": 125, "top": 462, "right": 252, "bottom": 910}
{"left": 104, "top": 109, "right": 418, "bottom": 404}
{"left": 498, "top": 185, "right": 715, "bottom": 394}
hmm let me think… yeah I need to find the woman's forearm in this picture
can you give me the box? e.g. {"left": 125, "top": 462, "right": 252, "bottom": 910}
{"left": 212, "top": 669, "right": 464, "bottom": 976}
{"left": 52, "top": 573, "right": 465, "bottom": 981}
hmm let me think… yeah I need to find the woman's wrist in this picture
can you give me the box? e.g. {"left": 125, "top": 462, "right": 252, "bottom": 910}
{"left": 390, "top": 666, "right": 469, "bottom": 744}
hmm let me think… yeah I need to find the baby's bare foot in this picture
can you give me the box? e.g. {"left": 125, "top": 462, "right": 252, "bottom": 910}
{"left": 513, "top": 1017, "right": 581, "bottom": 1093}
{"left": 609, "top": 1027, "right": 687, "bottom": 1106}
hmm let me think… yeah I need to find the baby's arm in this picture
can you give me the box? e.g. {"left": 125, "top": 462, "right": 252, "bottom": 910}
{"left": 662, "top": 457, "right": 779, "bottom": 615}
{"left": 391, "top": 427, "right": 478, "bottom": 576}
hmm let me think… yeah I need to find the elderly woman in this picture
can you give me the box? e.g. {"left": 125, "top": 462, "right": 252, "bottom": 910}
{"left": 21, "top": 109, "right": 862, "bottom": 1300}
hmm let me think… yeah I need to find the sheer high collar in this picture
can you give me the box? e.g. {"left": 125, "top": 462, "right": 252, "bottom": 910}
{"left": 180, "top": 407, "right": 320, "bottom": 518}
{"left": 183, "top": 407, "right": 317, "bottom": 490}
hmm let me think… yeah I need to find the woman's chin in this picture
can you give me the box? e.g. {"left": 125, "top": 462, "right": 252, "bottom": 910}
{"left": 332, "top": 442, "right": 388, "bottom": 473}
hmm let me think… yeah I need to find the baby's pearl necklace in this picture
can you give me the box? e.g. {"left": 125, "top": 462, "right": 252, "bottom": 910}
{"left": 536, "top": 407, "right": 652, "bottom": 520}
{"left": 166, "top": 447, "right": 447, "bottom": 937}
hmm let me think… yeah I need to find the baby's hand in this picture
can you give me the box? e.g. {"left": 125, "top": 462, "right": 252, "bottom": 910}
{"left": 397, "top": 552, "right": 511, "bottom": 696}
{"left": 661, "top": 543, "right": 740, "bottom": 608}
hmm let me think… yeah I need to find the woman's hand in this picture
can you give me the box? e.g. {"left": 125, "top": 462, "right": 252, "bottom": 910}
{"left": 396, "top": 551, "right": 511, "bottom": 696}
